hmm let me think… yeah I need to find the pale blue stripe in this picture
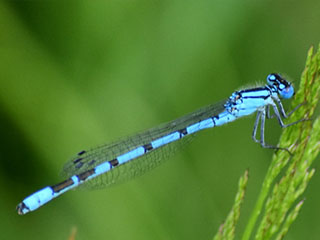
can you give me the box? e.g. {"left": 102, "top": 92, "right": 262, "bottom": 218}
{"left": 186, "top": 118, "right": 214, "bottom": 134}
{"left": 151, "top": 132, "right": 180, "bottom": 148}
{"left": 118, "top": 147, "right": 145, "bottom": 164}
{"left": 214, "top": 111, "right": 237, "bottom": 126}
{"left": 22, "top": 187, "right": 53, "bottom": 212}
{"left": 93, "top": 161, "right": 111, "bottom": 176}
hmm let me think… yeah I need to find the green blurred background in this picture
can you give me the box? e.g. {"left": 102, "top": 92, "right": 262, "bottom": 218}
{"left": 1, "top": 1, "right": 319, "bottom": 239}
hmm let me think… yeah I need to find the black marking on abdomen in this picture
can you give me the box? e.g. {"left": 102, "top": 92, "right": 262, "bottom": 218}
{"left": 212, "top": 117, "right": 217, "bottom": 126}
{"left": 178, "top": 128, "right": 187, "bottom": 137}
{"left": 109, "top": 159, "right": 119, "bottom": 167}
{"left": 143, "top": 143, "right": 153, "bottom": 152}
{"left": 52, "top": 179, "right": 75, "bottom": 193}
{"left": 17, "top": 202, "right": 28, "bottom": 214}
{"left": 212, "top": 116, "right": 220, "bottom": 123}
{"left": 78, "top": 168, "right": 95, "bottom": 181}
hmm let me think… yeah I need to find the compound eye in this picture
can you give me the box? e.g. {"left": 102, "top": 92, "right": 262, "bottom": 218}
{"left": 280, "top": 85, "right": 294, "bottom": 99}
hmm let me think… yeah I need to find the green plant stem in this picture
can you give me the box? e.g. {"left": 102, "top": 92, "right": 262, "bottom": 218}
{"left": 242, "top": 45, "right": 320, "bottom": 240}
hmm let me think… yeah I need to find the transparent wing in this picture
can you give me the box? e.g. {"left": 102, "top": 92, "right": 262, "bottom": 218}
{"left": 61, "top": 100, "right": 227, "bottom": 189}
